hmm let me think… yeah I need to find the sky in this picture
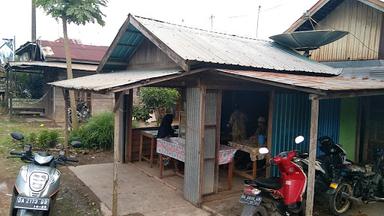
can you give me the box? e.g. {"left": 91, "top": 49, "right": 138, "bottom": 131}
{"left": 0, "top": 0, "right": 318, "bottom": 48}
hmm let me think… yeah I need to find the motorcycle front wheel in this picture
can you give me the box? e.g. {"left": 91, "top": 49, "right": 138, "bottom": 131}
{"left": 329, "top": 183, "right": 352, "bottom": 215}
{"left": 241, "top": 205, "right": 268, "bottom": 216}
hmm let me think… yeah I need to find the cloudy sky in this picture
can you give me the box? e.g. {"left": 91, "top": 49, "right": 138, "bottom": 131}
{"left": 0, "top": 0, "right": 318, "bottom": 48}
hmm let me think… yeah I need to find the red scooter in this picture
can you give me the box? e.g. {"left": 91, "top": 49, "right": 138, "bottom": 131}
{"left": 240, "top": 136, "right": 307, "bottom": 216}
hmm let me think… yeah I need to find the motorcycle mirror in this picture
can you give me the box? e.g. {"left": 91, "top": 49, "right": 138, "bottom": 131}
{"left": 71, "top": 140, "right": 82, "bottom": 148}
{"left": 259, "top": 147, "right": 269, "bottom": 155}
{"left": 11, "top": 132, "right": 24, "bottom": 141}
{"left": 295, "top": 136, "right": 305, "bottom": 144}
{"left": 23, "top": 144, "right": 32, "bottom": 152}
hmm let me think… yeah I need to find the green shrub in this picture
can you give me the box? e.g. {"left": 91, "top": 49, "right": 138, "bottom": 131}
{"left": 34, "top": 130, "right": 60, "bottom": 149}
{"left": 133, "top": 105, "right": 151, "bottom": 122}
{"left": 70, "top": 112, "right": 114, "bottom": 150}
{"left": 28, "top": 132, "right": 38, "bottom": 145}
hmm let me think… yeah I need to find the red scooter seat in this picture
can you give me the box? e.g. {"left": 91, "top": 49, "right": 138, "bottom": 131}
{"left": 251, "top": 177, "right": 281, "bottom": 190}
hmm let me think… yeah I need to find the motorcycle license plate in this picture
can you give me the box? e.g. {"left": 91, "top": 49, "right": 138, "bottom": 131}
{"left": 239, "top": 194, "right": 262, "bottom": 206}
{"left": 14, "top": 196, "right": 50, "bottom": 211}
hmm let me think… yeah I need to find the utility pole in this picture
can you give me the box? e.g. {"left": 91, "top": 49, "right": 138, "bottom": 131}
{"left": 32, "top": 0, "right": 37, "bottom": 42}
{"left": 209, "top": 14, "right": 215, "bottom": 30}
{"left": 256, "top": 5, "right": 261, "bottom": 38}
{"left": 12, "top": 36, "right": 15, "bottom": 61}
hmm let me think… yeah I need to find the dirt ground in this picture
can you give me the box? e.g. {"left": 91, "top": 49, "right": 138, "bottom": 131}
{"left": 0, "top": 115, "right": 113, "bottom": 216}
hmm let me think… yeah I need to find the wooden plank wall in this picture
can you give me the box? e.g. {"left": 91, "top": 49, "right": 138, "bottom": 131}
{"left": 311, "top": 0, "right": 383, "bottom": 61}
{"left": 126, "top": 38, "right": 178, "bottom": 69}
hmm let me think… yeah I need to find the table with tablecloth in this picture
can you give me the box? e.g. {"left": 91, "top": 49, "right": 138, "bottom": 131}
{"left": 156, "top": 137, "right": 237, "bottom": 189}
{"left": 228, "top": 140, "right": 266, "bottom": 179}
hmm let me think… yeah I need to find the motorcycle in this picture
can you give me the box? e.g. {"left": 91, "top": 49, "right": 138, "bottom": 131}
{"left": 328, "top": 148, "right": 384, "bottom": 215}
{"left": 8, "top": 132, "right": 81, "bottom": 216}
{"left": 296, "top": 136, "right": 353, "bottom": 215}
{"left": 240, "top": 136, "right": 307, "bottom": 216}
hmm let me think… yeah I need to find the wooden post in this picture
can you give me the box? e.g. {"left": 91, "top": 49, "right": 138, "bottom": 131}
{"left": 214, "top": 90, "right": 222, "bottom": 193}
{"left": 305, "top": 95, "right": 319, "bottom": 216}
{"left": 112, "top": 92, "right": 122, "bottom": 216}
{"left": 126, "top": 89, "right": 133, "bottom": 162}
{"left": 266, "top": 90, "right": 275, "bottom": 177}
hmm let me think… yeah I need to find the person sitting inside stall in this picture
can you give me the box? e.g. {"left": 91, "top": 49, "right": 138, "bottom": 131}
{"left": 227, "top": 105, "right": 247, "bottom": 141}
{"left": 250, "top": 116, "right": 267, "bottom": 145}
{"left": 157, "top": 114, "right": 175, "bottom": 138}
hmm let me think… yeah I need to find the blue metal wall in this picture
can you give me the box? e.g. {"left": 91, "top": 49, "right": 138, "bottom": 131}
{"left": 271, "top": 93, "right": 340, "bottom": 176}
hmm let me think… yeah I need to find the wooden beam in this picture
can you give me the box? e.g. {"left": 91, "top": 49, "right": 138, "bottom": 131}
{"left": 105, "top": 61, "right": 129, "bottom": 66}
{"left": 112, "top": 92, "right": 123, "bottom": 216}
{"left": 215, "top": 70, "right": 326, "bottom": 96}
{"left": 305, "top": 94, "right": 319, "bottom": 216}
{"left": 126, "top": 90, "right": 133, "bottom": 162}
{"left": 214, "top": 90, "right": 222, "bottom": 193}
{"left": 266, "top": 90, "right": 275, "bottom": 177}
{"left": 318, "top": 90, "right": 384, "bottom": 99}
{"left": 117, "top": 42, "right": 136, "bottom": 47}
{"left": 379, "top": 13, "right": 384, "bottom": 59}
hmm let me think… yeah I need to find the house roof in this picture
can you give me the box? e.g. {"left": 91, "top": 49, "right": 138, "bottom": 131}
{"left": 324, "top": 60, "right": 384, "bottom": 81}
{"left": 286, "top": 0, "right": 384, "bottom": 32}
{"left": 16, "top": 39, "right": 108, "bottom": 63}
{"left": 99, "top": 14, "right": 339, "bottom": 75}
{"left": 49, "top": 69, "right": 182, "bottom": 93}
{"left": 9, "top": 61, "right": 97, "bottom": 72}
{"left": 216, "top": 69, "right": 384, "bottom": 97}
{"left": 50, "top": 67, "right": 384, "bottom": 97}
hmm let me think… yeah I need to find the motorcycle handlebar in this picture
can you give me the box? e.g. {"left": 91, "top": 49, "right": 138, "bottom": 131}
{"left": 7, "top": 155, "right": 22, "bottom": 159}
{"left": 10, "top": 151, "right": 24, "bottom": 156}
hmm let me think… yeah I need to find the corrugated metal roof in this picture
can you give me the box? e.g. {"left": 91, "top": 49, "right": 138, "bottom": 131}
{"left": 9, "top": 61, "right": 97, "bottom": 72}
{"left": 324, "top": 60, "right": 384, "bottom": 81}
{"left": 49, "top": 69, "right": 181, "bottom": 92}
{"left": 16, "top": 39, "right": 108, "bottom": 63}
{"left": 100, "top": 14, "right": 339, "bottom": 75}
{"left": 136, "top": 16, "right": 339, "bottom": 74}
{"left": 217, "top": 69, "right": 384, "bottom": 92}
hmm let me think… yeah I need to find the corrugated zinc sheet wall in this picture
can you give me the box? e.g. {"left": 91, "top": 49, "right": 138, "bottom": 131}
{"left": 271, "top": 93, "right": 340, "bottom": 176}
{"left": 184, "top": 87, "right": 202, "bottom": 205}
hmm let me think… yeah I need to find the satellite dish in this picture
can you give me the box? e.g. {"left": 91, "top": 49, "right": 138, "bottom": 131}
{"left": 270, "top": 30, "right": 348, "bottom": 51}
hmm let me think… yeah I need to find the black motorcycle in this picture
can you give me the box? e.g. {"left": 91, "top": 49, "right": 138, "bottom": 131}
{"left": 327, "top": 148, "right": 384, "bottom": 214}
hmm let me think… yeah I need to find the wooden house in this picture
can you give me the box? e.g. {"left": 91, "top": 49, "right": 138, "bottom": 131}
{"left": 286, "top": 0, "right": 384, "bottom": 163}
{"left": 50, "top": 14, "right": 384, "bottom": 214}
{"left": 6, "top": 39, "right": 114, "bottom": 123}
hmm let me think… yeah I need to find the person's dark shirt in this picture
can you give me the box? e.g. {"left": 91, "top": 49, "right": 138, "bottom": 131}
{"left": 157, "top": 114, "right": 175, "bottom": 138}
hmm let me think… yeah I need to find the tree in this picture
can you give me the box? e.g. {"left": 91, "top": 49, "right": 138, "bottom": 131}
{"left": 34, "top": 0, "right": 107, "bottom": 131}
{"left": 139, "top": 87, "right": 180, "bottom": 123}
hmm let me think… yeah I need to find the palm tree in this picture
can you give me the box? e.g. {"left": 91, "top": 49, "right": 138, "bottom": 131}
{"left": 34, "top": 0, "right": 107, "bottom": 131}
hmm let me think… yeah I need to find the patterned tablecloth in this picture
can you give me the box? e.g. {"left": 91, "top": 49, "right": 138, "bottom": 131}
{"left": 228, "top": 141, "right": 265, "bottom": 161}
{"left": 156, "top": 138, "right": 237, "bottom": 165}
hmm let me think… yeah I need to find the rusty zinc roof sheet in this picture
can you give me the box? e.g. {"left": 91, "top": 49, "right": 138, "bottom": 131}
{"left": 49, "top": 69, "right": 181, "bottom": 92}
{"left": 39, "top": 39, "right": 108, "bottom": 63}
{"left": 217, "top": 69, "right": 384, "bottom": 93}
